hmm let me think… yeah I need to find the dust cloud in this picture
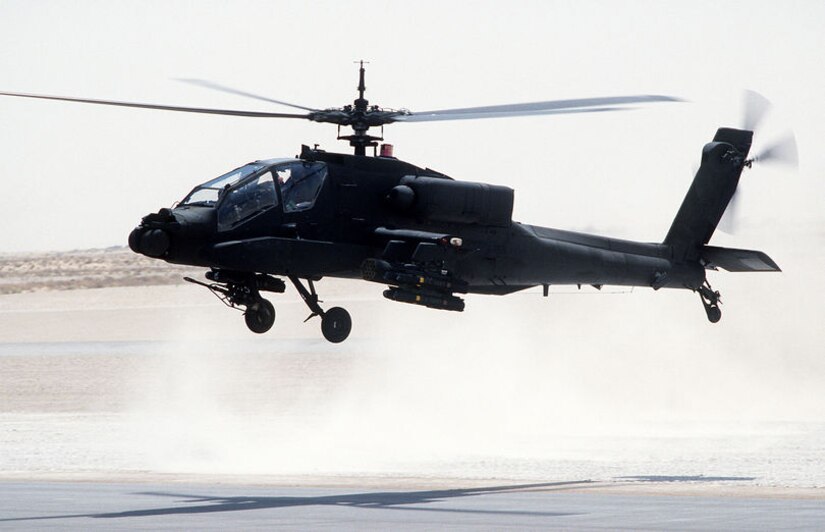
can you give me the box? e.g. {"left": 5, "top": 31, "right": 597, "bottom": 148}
{"left": 3, "top": 243, "right": 821, "bottom": 482}
{"left": 121, "top": 248, "right": 825, "bottom": 479}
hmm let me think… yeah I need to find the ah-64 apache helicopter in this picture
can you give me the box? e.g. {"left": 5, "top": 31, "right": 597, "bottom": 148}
{"left": 0, "top": 64, "right": 795, "bottom": 343}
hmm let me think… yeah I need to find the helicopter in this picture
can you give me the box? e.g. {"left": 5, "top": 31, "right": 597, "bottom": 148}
{"left": 0, "top": 64, "right": 794, "bottom": 343}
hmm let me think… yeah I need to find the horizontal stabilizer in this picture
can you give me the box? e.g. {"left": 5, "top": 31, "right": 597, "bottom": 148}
{"left": 701, "top": 246, "right": 781, "bottom": 272}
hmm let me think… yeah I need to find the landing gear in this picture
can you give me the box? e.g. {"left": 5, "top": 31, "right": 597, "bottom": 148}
{"left": 697, "top": 279, "right": 722, "bottom": 323}
{"left": 244, "top": 298, "right": 275, "bottom": 334}
{"left": 185, "top": 271, "right": 284, "bottom": 334}
{"left": 289, "top": 276, "right": 352, "bottom": 343}
{"left": 321, "top": 307, "right": 352, "bottom": 344}
{"left": 185, "top": 271, "right": 352, "bottom": 343}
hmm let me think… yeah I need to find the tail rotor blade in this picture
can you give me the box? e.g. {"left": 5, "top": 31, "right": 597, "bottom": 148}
{"left": 715, "top": 91, "right": 796, "bottom": 237}
{"left": 753, "top": 132, "right": 798, "bottom": 168}
{"left": 718, "top": 189, "right": 741, "bottom": 235}
{"left": 742, "top": 90, "right": 771, "bottom": 131}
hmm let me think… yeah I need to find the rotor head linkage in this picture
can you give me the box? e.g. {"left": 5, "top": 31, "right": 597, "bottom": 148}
{"left": 345, "top": 60, "right": 378, "bottom": 156}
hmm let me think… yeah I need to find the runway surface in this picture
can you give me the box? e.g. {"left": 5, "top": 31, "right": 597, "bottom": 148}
{"left": 2, "top": 480, "right": 825, "bottom": 530}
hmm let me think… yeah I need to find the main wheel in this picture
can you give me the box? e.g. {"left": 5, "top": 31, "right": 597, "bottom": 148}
{"left": 245, "top": 298, "right": 275, "bottom": 334}
{"left": 321, "top": 306, "right": 351, "bottom": 343}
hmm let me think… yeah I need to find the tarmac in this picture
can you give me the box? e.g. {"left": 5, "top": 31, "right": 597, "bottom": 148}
{"left": 3, "top": 480, "right": 825, "bottom": 530}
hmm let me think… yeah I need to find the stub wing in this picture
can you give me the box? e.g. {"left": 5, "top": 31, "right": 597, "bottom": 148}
{"left": 701, "top": 245, "right": 781, "bottom": 272}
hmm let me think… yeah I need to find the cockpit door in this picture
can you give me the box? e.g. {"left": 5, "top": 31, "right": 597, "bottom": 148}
{"left": 216, "top": 170, "right": 280, "bottom": 232}
{"left": 274, "top": 161, "right": 328, "bottom": 213}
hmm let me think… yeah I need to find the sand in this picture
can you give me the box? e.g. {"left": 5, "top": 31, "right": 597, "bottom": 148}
{"left": 0, "top": 247, "right": 194, "bottom": 295}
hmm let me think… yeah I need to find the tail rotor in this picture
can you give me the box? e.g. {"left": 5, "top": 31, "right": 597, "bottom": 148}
{"left": 719, "top": 90, "right": 797, "bottom": 234}
{"left": 749, "top": 132, "right": 798, "bottom": 168}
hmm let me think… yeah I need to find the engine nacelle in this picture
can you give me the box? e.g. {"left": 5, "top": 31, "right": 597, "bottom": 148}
{"left": 388, "top": 175, "right": 514, "bottom": 227}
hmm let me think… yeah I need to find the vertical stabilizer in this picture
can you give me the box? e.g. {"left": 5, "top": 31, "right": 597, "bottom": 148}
{"left": 664, "top": 128, "right": 752, "bottom": 261}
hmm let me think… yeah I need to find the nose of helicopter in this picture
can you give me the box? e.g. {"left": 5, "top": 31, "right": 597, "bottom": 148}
{"left": 128, "top": 206, "right": 214, "bottom": 260}
{"left": 128, "top": 207, "right": 176, "bottom": 258}
{"left": 128, "top": 226, "right": 170, "bottom": 257}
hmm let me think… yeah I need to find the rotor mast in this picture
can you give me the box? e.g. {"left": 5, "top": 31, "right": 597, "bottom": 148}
{"left": 338, "top": 60, "right": 383, "bottom": 156}
{"left": 356, "top": 60, "right": 367, "bottom": 108}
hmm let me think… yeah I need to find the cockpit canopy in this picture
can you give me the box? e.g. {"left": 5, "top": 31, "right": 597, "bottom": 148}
{"left": 181, "top": 163, "right": 264, "bottom": 207}
{"left": 180, "top": 160, "right": 328, "bottom": 231}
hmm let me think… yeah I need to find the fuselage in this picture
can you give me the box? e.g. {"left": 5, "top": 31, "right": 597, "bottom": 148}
{"left": 129, "top": 146, "right": 704, "bottom": 295}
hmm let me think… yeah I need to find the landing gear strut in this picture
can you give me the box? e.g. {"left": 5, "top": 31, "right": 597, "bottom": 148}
{"left": 185, "top": 271, "right": 351, "bottom": 343}
{"left": 697, "top": 279, "right": 722, "bottom": 323}
{"left": 289, "top": 276, "right": 352, "bottom": 343}
{"left": 185, "top": 271, "right": 284, "bottom": 334}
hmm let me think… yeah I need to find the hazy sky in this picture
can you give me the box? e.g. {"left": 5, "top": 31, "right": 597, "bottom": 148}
{"left": 1, "top": 0, "right": 822, "bottom": 253}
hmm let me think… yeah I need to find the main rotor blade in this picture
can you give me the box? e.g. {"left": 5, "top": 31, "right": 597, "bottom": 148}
{"left": 397, "top": 95, "right": 682, "bottom": 122}
{"left": 396, "top": 106, "right": 634, "bottom": 122}
{"left": 177, "top": 78, "right": 318, "bottom": 112}
{"left": 0, "top": 90, "right": 310, "bottom": 119}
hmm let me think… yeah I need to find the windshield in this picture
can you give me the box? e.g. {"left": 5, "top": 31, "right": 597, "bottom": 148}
{"left": 181, "top": 163, "right": 265, "bottom": 206}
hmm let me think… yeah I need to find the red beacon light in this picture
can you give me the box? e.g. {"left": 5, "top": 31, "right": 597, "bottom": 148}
{"left": 379, "top": 143, "right": 394, "bottom": 157}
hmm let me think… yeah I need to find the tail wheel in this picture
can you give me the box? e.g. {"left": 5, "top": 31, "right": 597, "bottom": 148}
{"left": 245, "top": 299, "right": 275, "bottom": 334}
{"left": 321, "top": 307, "right": 351, "bottom": 343}
{"left": 705, "top": 305, "right": 722, "bottom": 323}
{"left": 698, "top": 281, "right": 722, "bottom": 324}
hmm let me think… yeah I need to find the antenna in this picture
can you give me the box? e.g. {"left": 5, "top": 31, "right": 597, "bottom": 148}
{"left": 355, "top": 59, "right": 369, "bottom": 106}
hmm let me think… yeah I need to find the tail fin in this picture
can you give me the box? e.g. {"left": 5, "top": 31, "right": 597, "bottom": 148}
{"left": 664, "top": 128, "right": 752, "bottom": 261}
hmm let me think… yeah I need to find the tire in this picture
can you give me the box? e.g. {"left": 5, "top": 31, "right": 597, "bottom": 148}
{"left": 706, "top": 305, "right": 722, "bottom": 323}
{"left": 245, "top": 299, "right": 275, "bottom": 334}
{"left": 321, "top": 307, "right": 352, "bottom": 343}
